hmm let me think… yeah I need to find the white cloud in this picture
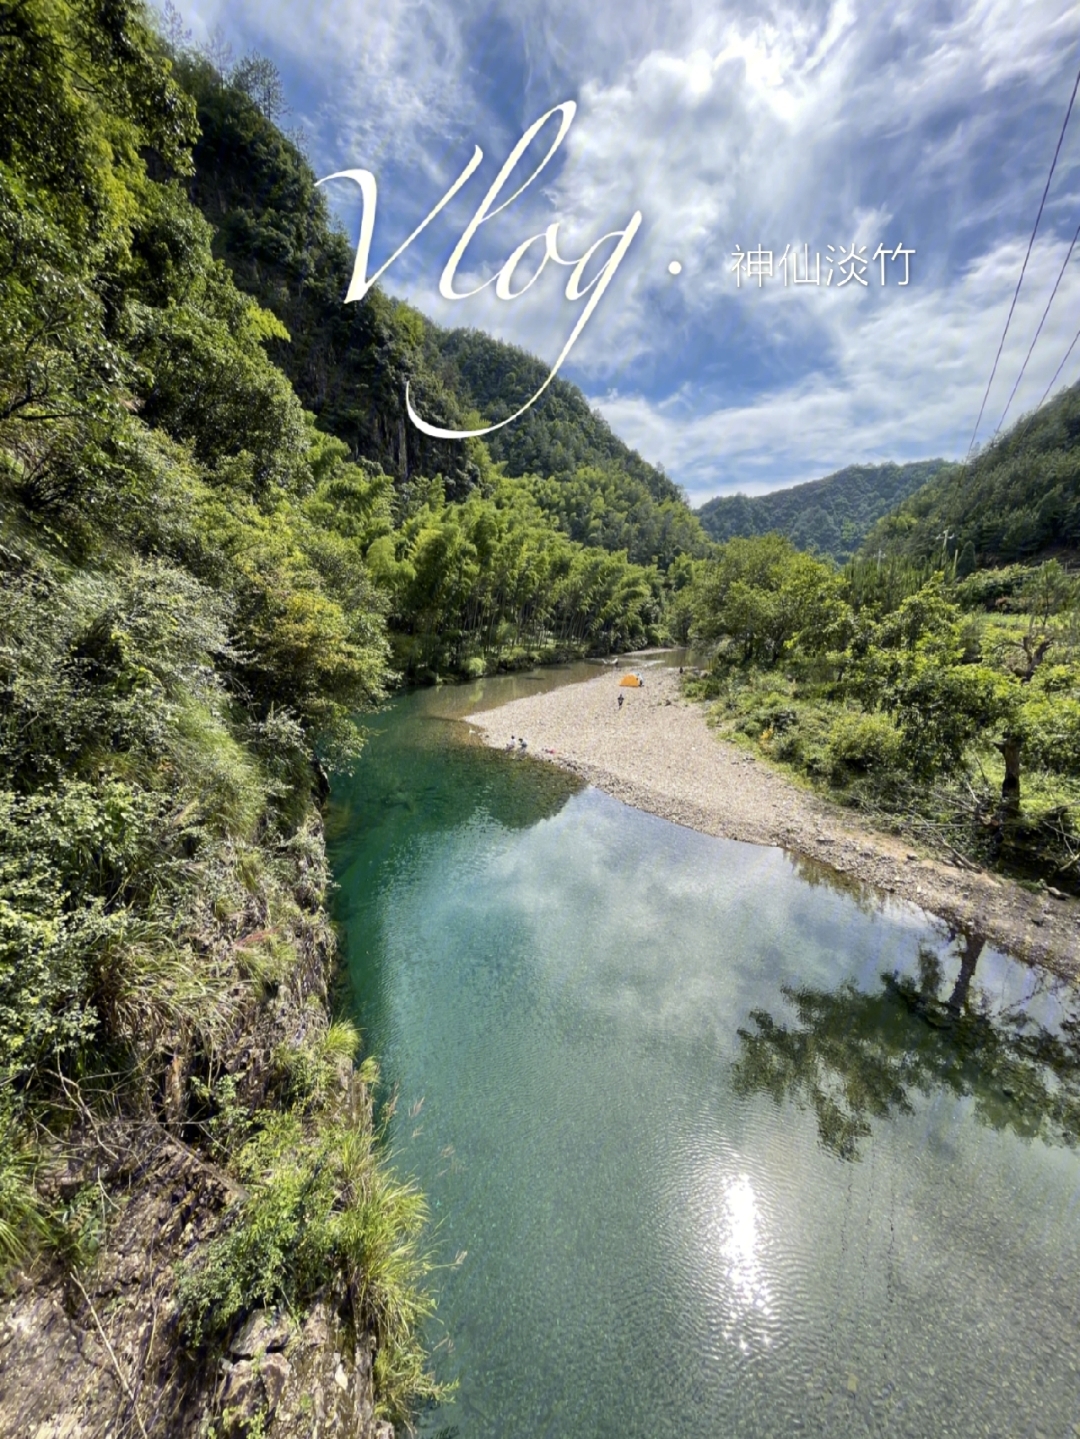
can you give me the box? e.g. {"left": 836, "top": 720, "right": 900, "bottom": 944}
{"left": 520, "top": 0, "right": 1080, "bottom": 372}
{"left": 184, "top": 0, "right": 483, "bottom": 180}
{"left": 596, "top": 232, "right": 1080, "bottom": 502}
{"left": 174, "top": 0, "right": 1080, "bottom": 497}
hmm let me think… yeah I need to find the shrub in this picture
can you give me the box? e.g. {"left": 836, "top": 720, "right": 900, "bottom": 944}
{"left": 1019, "top": 695, "right": 1080, "bottom": 775}
{"left": 734, "top": 691, "right": 799, "bottom": 738}
{"left": 1030, "top": 664, "right": 1078, "bottom": 696}
{"left": 0, "top": 1105, "right": 48, "bottom": 1271}
{"left": 827, "top": 711, "right": 904, "bottom": 781}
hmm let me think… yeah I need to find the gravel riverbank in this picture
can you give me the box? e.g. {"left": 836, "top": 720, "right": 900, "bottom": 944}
{"left": 467, "top": 666, "right": 1080, "bottom": 977}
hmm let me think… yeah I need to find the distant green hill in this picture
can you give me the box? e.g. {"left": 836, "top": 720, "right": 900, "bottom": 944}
{"left": 429, "top": 329, "right": 709, "bottom": 564}
{"left": 863, "top": 381, "right": 1080, "bottom": 569}
{"left": 696, "top": 460, "right": 947, "bottom": 562}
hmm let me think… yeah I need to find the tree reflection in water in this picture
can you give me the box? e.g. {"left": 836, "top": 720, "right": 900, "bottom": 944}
{"left": 732, "top": 929, "right": 1080, "bottom": 1160}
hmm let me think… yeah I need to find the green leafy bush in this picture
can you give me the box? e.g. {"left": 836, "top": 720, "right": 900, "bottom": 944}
{"left": 1018, "top": 695, "right": 1080, "bottom": 774}
{"left": 827, "top": 711, "right": 904, "bottom": 781}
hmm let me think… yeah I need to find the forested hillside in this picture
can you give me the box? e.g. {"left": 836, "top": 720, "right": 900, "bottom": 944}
{"left": 431, "top": 328, "right": 679, "bottom": 499}
{"left": 1, "top": 8, "right": 720, "bottom": 1419}
{"left": 685, "top": 532, "right": 1080, "bottom": 890}
{"left": 0, "top": 5, "right": 497, "bottom": 1431}
{"left": 3, "top": 5, "right": 1077, "bottom": 1430}
{"left": 432, "top": 328, "right": 710, "bottom": 565}
{"left": 696, "top": 460, "right": 946, "bottom": 561}
{"left": 176, "top": 56, "right": 708, "bottom": 578}
{"left": 180, "top": 53, "right": 481, "bottom": 495}
{"left": 864, "top": 381, "right": 1080, "bottom": 569}
{"left": 677, "top": 282, "right": 1080, "bottom": 896}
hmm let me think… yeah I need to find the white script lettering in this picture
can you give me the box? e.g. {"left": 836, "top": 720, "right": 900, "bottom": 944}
{"left": 317, "top": 102, "right": 641, "bottom": 439}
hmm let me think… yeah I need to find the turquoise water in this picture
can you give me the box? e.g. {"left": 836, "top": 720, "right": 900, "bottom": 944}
{"left": 329, "top": 670, "right": 1080, "bottom": 1439}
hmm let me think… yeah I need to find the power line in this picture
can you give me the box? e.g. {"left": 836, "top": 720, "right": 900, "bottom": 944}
{"left": 993, "top": 213, "right": 1080, "bottom": 435}
{"left": 1037, "top": 320, "right": 1080, "bottom": 409}
{"left": 967, "top": 59, "right": 1080, "bottom": 456}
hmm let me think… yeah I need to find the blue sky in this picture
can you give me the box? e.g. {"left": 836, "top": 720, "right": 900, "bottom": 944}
{"left": 176, "top": 1, "right": 1080, "bottom": 505}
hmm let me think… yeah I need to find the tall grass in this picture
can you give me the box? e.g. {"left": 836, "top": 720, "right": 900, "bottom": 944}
{"left": 177, "top": 1087, "right": 452, "bottom": 1427}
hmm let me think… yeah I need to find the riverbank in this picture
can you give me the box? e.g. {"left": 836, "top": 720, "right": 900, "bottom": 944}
{"left": 467, "top": 667, "right": 1080, "bottom": 977}
{"left": 0, "top": 810, "right": 397, "bottom": 1439}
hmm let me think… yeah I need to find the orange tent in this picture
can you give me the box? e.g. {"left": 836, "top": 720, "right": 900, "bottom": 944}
{"left": 618, "top": 673, "right": 643, "bottom": 687}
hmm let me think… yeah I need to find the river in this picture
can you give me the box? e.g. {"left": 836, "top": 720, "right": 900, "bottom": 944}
{"left": 327, "top": 665, "right": 1080, "bottom": 1439}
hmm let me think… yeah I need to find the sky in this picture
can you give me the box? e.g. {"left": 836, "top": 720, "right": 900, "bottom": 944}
{"left": 174, "top": 0, "right": 1080, "bottom": 505}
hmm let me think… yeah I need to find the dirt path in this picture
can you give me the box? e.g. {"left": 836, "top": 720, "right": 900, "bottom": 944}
{"left": 467, "top": 667, "right": 1080, "bottom": 977}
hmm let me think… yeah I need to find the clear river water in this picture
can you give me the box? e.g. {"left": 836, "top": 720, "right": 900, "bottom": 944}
{"left": 327, "top": 665, "right": 1080, "bottom": 1439}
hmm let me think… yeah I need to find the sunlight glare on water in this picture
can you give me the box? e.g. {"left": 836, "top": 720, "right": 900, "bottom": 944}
{"left": 329, "top": 671, "right": 1080, "bottom": 1439}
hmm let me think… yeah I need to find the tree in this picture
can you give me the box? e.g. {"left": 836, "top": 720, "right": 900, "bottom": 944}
{"left": 231, "top": 53, "right": 290, "bottom": 122}
{"left": 693, "top": 535, "right": 851, "bottom": 665}
{"left": 847, "top": 583, "right": 1018, "bottom": 781}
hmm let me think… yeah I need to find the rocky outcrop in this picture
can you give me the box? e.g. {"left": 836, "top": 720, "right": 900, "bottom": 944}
{"left": 219, "top": 1303, "right": 391, "bottom": 1439}
{"left": 0, "top": 819, "right": 394, "bottom": 1439}
{"left": 0, "top": 1123, "right": 389, "bottom": 1439}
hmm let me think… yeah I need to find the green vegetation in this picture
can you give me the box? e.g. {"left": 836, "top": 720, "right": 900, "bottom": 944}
{"left": 173, "top": 54, "right": 705, "bottom": 666}
{"left": 864, "top": 381, "right": 1080, "bottom": 568}
{"left": 0, "top": 3, "right": 702, "bottom": 1419}
{"left": 687, "top": 536, "right": 1080, "bottom": 887}
{"left": 3, "top": 0, "right": 1079, "bottom": 1422}
{"left": 179, "top": 48, "right": 483, "bottom": 497}
{"left": 431, "top": 328, "right": 683, "bottom": 499}
{"left": 696, "top": 460, "right": 946, "bottom": 562}
{"left": 431, "top": 329, "right": 710, "bottom": 566}
{"left": 178, "top": 1049, "right": 446, "bottom": 1422}
{"left": 0, "top": 0, "right": 443, "bottom": 1423}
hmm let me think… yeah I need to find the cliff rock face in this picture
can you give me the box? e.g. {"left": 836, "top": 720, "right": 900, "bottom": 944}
{"left": 222, "top": 1301, "right": 390, "bottom": 1439}
{"left": 1, "top": 1246, "right": 386, "bottom": 1437}
{"left": 0, "top": 1131, "right": 388, "bottom": 1439}
{"left": 0, "top": 821, "right": 391, "bottom": 1439}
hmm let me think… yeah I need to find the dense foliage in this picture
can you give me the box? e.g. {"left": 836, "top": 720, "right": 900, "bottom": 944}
{"left": 3, "top": 1, "right": 1077, "bottom": 1421}
{"left": 0, "top": 0, "right": 443, "bottom": 1421}
{"left": 0, "top": 4, "right": 698, "bottom": 1416}
{"left": 174, "top": 58, "right": 687, "bottom": 669}
{"left": 687, "top": 536, "right": 1080, "bottom": 886}
{"left": 175, "top": 60, "right": 707, "bottom": 582}
{"left": 431, "top": 328, "right": 690, "bottom": 507}
{"left": 179, "top": 51, "right": 484, "bottom": 496}
{"left": 863, "top": 381, "right": 1080, "bottom": 568}
{"left": 696, "top": 460, "right": 946, "bottom": 562}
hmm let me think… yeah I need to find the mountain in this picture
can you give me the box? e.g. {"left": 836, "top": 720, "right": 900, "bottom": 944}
{"left": 177, "top": 58, "right": 707, "bottom": 567}
{"left": 863, "top": 382, "right": 1080, "bottom": 570}
{"left": 430, "top": 328, "right": 682, "bottom": 502}
{"left": 0, "top": 4, "right": 448, "bottom": 1428}
{"left": 696, "top": 460, "right": 948, "bottom": 562}
{"left": 178, "top": 53, "right": 482, "bottom": 497}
